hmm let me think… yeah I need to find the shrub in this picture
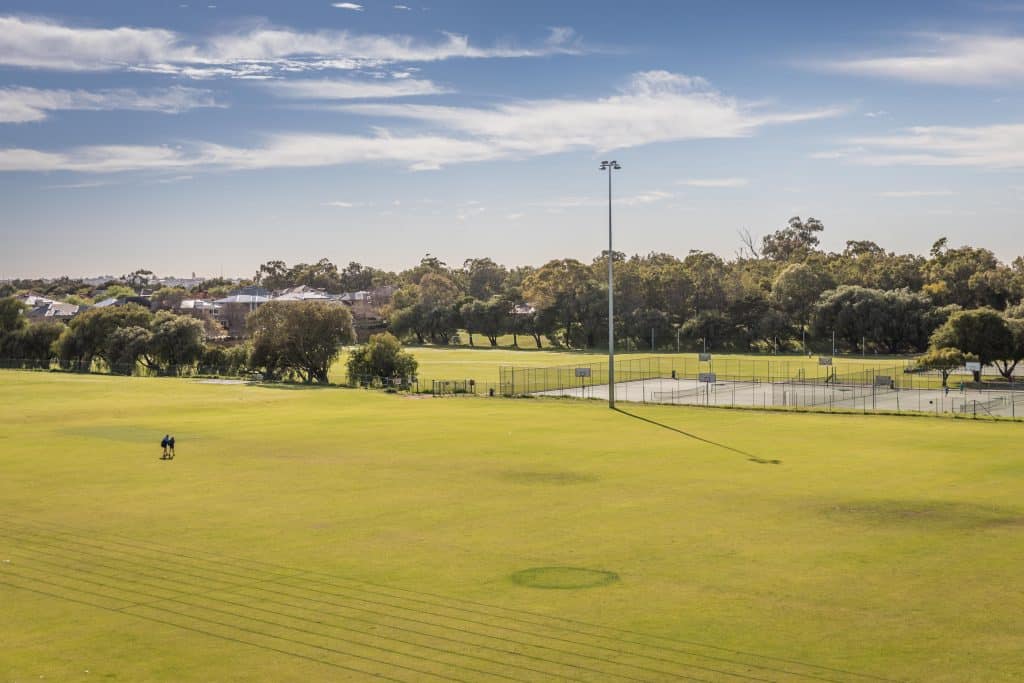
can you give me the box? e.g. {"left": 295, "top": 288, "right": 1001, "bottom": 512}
{"left": 346, "top": 332, "right": 418, "bottom": 386}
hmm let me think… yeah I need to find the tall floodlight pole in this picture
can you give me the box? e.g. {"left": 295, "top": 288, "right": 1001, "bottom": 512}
{"left": 600, "top": 160, "right": 621, "bottom": 409}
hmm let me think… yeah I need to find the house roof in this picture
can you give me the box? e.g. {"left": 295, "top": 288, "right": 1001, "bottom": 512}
{"left": 20, "top": 294, "right": 55, "bottom": 307}
{"left": 43, "top": 302, "right": 80, "bottom": 318}
{"left": 214, "top": 294, "right": 269, "bottom": 304}
{"left": 231, "top": 286, "right": 270, "bottom": 297}
{"left": 180, "top": 299, "right": 220, "bottom": 311}
{"left": 273, "top": 290, "right": 330, "bottom": 302}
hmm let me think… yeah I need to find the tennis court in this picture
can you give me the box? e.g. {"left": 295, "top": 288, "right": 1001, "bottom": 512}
{"left": 536, "top": 376, "right": 1024, "bottom": 417}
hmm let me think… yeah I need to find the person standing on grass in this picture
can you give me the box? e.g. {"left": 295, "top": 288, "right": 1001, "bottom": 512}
{"left": 161, "top": 434, "right": 170, "bottom": 459}
{"left": 168, "top": 435, "right": 176, "bottom": 459}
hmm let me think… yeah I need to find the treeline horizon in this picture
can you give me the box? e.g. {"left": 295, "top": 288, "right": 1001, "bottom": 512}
{"left": 4, "top": 216, "right": 1024, "bottom": 356}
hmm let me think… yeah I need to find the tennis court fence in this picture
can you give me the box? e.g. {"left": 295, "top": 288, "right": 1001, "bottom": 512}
{"left": 498, "top": 357, "right": 1022, "bottom": 418}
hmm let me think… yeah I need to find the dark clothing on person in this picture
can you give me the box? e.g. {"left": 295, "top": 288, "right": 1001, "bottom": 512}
{"left": 161, "top": 435, "right": 170, "bottom": 459}
{"left": 168, "top": 436, "right": 176, "bottom": 458}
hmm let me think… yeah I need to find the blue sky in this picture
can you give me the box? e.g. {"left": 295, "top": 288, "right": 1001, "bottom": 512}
{"left": 1, "top": 0, "right": 1023, "bottom": 278}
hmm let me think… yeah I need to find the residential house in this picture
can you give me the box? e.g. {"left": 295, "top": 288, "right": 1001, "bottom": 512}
{"left": 273, "top": 285, "right": 331, "bottom": 302}
{"left": 213, "top": 292, "right": 269, "bottom": 337}
{"left": 177, "top": 299, "right": 224, "bottom": 339}
{"left": 93, "top": 295, "right": 152, "bottom": 309}
{"left": 42, "top": 302, "right": 81, "bottom": 321}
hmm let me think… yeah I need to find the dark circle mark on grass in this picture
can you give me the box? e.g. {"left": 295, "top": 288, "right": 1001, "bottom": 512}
{"left": 823, "top": 500, "right": 1024, "bottom": 529}
{"left": 498, "top": 471, "right": 599, "bottom": 485}
{"left": 510, "top": 567, "right": 619, "bottom": 589}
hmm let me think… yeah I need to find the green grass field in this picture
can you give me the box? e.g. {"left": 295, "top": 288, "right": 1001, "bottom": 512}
{"left": 3, "top": 371, "right": 1022, "bottom": 681}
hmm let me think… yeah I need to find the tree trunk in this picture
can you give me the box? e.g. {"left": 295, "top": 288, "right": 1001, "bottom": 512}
{"left": 995, "top": 360, "right": 1018, "bottom": 381}
{"left": 467, "top": 331, "right": 474, "bottom": 346}
{"left": 488, "top": 335, "right": 498, "bottom": 346}
{"left": 532, "top": 333, "right": 542, "bottom": 348}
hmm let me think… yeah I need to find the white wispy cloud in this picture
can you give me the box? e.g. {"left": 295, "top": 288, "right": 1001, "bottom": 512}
{"left": 540, "top": 189, "right": 674, "bottom": 209}
{"left": 0, "top": 86, "right": 219, "bottom": 123}
{"left": 340, "top": 70, "right": 841, "bottom": 156}
{"left": 0, "top": 71, "right": 840, "bottom": 174}
{"left": 676, "top": 177, "right": 748, "bottom": 188}
{"left": 835, "top": 124, "right": 1024, "bottom": 168}
{"left": 393, "top": 4, "right": 412, "bottom": 9}
{"left": 456, "top": 205, "right": 485, "bottom": 221}
{"left": 878, "top": 190, "right": 956, "bottom": 198}
{"left": 321, "top": 200, "right": 360, "bottom": 207}
{"left": 820, "top": 33, "right": 1024, "bottom": 86}
{"left": 0, "top": 145, "right": 194, "bottom": 173}
{"left": 0, "top": 132, "right": 498, "bottom": 173}
{"left": 198, "top": 132, "right": 500, "bottom": 171}
{"left": 332, "top": 3, "right": 364, "bottom": 10}
{"left": 0, "top": 16, "right": 583, "bottom": 78}
{"left": 263, "top": 77, "right": 450, "bottom": 99}
{"left": 620, "top": 190, "right": 674, "bottom": 206}
{"left": 42, "top": 180, "right": 116, "bottom": 190}
{"left": 0, "top": 16, "right": 185, "bottom": 72}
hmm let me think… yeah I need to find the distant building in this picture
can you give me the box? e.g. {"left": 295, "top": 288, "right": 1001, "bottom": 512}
{"left": 153, "top": 277, "right": 206, "bottom": 289}
{"left": 93, "top": 296, "right": 151, "bottom": 309}
{"left": 43, "top": 302, "right": 81, "bottom": 320}
{"left": 273, "top": 285, "right": 331, "bottom": 302}
{"left": 18, "top": 294, "right": 56, "bottom": 308}
{"left": 213, "top": 292, "right": 270, "bottom": 337}
{"left": 179, "top": 299, "right": 220, "bottom": 314}
{"left": 339, "top": 290, "right": 370, "bottom": 303}
{"left": 177, "top": 299, "right": 224, "bottom": 339}
{"left": 81, "top": 276, "right": 118, "bottom": 287}
{"left": 25, "top": 301, "right": 81, "bottom": 321}
{"left": 214, "top": 294, "right": 270, "bottom": 306}
{"left": 234, "top": 286, "right": 270, "bottom": 298}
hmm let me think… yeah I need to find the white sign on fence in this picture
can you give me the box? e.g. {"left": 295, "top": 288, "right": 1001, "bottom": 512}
{"left": 699, "top": 372, "right": 717, "bottom": 383}
{"left": 875, "top": 375, "right": 892, "bottom": 387}
{"left": 698, "top": 353, "right": 712, "bottom": 362}
{"left": 818, "top": 357, "right": 833, "bottom": 366}
{"left": 965, "top": 361, "right": 982, "bottom": 372}
{"left": 575, "top": 367, "right": 592, "bottom": 378}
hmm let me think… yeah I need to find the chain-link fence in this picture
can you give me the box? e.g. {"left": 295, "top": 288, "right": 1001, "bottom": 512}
{"left": 347, "top": 374, "right": 420, "bottom": 391}
{"left": 500, "top": 357, "right": 1023, "bottom": 418}
{"left": 498, "top": 357, "right": 920, "bottom": 394}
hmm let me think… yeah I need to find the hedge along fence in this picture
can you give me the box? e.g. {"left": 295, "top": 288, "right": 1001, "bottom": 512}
{"left": 0, "top": 357, "right": 250, "bottom": 379}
